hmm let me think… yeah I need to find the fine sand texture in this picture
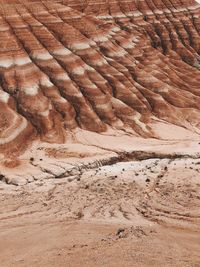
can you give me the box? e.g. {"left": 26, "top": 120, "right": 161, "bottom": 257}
{"left": 0, "top": 129, "right": 200, "bottom": 266}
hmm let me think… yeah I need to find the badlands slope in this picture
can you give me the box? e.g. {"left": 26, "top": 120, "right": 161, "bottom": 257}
{"left": 0, "top": 0, "right": 200, "bottom": 182}
{"left": 0, "top": 1, "right": 200, "bottom": 266}
{"left": 0, "top": 0, "right": 200, "bottom": 157}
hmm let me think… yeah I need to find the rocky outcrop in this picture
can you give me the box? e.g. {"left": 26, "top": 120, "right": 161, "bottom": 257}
{"left": 0, "top": 0, "right": 200, "bottom": 156}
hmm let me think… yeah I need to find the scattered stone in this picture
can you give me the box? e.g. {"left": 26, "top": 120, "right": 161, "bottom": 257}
{"left": 116, "top": 228, "right": 125, "bottom": 238}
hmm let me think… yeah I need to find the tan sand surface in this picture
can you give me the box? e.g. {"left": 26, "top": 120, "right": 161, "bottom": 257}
{"left": 0, "top": 147, "right": 200, "bottom": 266}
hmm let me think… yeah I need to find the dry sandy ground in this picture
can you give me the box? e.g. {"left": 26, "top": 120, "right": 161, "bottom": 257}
{"left": 0, "top": 126, "right": 200, "bottom": 266}
{"left": 0, "top": 156, "right": 200, "bottom": 267}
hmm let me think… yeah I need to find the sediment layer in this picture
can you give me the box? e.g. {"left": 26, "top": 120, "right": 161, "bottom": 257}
{"left": 0, "top": 0, "right": 200, "bottom": 156}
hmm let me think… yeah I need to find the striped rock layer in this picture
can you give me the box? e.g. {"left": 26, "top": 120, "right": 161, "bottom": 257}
{"left": 0, "top": 0, "right": 200, "bottom": 156}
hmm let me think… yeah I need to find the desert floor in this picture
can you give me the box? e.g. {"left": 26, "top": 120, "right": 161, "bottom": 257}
{"left": 1, "top": 127, "right": 200, "bottom": 266}
{"left": 1, "top": 154, "right": 200, "bottom": 267}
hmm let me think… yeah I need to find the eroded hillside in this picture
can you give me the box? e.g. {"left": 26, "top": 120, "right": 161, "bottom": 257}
{"left": 0, "top": 0, "right": 200, "bottom": 157}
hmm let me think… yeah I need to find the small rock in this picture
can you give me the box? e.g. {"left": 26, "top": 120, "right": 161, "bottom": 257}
{"left": 117, "top": 228, "right": 125, "bottom": 237}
